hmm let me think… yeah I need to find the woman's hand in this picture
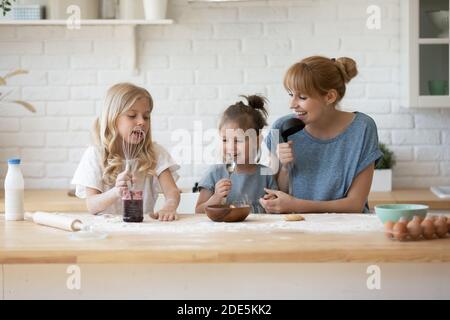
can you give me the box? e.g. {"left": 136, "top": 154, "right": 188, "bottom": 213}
{"left": 150, "top": 208, "right": 178, "bottom": 221}
{"left": 259, "top": 188, "right": 297, "bottom": 214}
{"left": 115, "top": 170, "right": 133, "bottom": 198}
{"left": 277, "top": 141, "right": 294, "bottom": 168}
{"left": 214, "top": 179, "right": 232, "bottom": 199}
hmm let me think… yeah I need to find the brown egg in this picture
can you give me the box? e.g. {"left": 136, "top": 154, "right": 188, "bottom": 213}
{"left": 434, "top": 216, "right": 448, "bottom": 238}
{"left": 407, "top": 216, "right": 422, "bottom": 240}
{"left": 384, "top": 221, "right": 395, "bottom": 239}
{"left": 393, "top": 220, "right": 408, "bottom": 241}
{"left": 421, "top": 218, "right": 435, "bottom": 240}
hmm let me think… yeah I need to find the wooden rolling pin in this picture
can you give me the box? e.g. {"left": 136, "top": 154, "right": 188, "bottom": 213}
{"left": 25, "top": 212, "right": 83, "bottom": 232}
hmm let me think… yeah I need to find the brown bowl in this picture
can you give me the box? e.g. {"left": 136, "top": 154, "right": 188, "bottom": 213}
{"left": 205, "top": 205, "right": 251, "bottom": 223}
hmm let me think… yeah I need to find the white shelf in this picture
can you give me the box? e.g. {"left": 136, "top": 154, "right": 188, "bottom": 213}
{"left": 416, "top": 95, "right": 450, "bottom": 108}
{"left": 418, "top": 38, "right": 450, "bottom": 44}
{"left": 0, "top": 19, "right": 174, "bottom": 25}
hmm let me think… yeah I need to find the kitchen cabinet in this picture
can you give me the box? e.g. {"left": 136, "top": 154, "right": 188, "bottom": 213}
{"left": 401, "top": 0, "right": 450, "bottom": 108}
{"left": 1, "top": 189, "right": 449, "bottom": 299}
{"left": 1, "top": 213, "right": 450, "bottom": 299}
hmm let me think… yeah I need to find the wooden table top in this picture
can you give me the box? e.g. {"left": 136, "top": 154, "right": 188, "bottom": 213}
{"left": 0, "top": 189, "right": 449, "bottom": 213}
{"left": 1, "top": 213, "right": 450, "bottom": 264}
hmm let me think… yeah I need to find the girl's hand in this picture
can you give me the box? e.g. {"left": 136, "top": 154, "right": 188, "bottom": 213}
{"left": 115, "top": 170, "right": 133, "bottom": 198}
{"left": 277, "top": 141, "right": 295, "bottom": 167}
{"left": 262, "top": 193, "right": 277, "bottom": 200}
{"left": 150, "top": 209, "right": 178, "bottom": 222}
{"left": 259, "top": 188, "right": 296, "bottom": 214}
{"left": 214, "top": 179, "right": 232, "bottom": 199}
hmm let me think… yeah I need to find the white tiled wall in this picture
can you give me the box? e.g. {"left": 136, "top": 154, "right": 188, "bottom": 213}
{"left": 0, "top": 0, "right": 449, "bottom": 189}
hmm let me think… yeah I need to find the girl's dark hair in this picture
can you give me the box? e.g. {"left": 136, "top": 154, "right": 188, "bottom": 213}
{"left": 219, "top": 95, "right": 268, "bottom": 132}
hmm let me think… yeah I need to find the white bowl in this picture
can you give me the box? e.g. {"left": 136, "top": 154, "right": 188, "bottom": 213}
{"left": 427, "top": 10, "right": 449, "bottom": 38}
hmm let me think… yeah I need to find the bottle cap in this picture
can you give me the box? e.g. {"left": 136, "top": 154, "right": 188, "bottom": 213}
{"left": 8, "top": 158, "right": 21, "bottom": 165}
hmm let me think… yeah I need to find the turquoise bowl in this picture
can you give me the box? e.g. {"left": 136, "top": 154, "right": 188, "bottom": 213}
{"left": 374, "top": 204, "right": 428, "bottom": 224}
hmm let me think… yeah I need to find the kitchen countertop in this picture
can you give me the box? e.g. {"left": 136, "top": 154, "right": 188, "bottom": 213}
{"left": 1, "top": 213, "right": 450, "bottom": 264}
{"left": 0, "top": 189, "right": 449, "bottom": 212}
{"left": 1, "top": 189, "right": 448, "bottom": 265}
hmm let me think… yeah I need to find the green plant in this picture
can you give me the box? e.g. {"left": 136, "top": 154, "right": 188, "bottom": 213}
{"left": 1, "top": 0, "right": 16, "bottom": 16}
{"left": 376, "top": 143, "right": 396, "bottom": 170}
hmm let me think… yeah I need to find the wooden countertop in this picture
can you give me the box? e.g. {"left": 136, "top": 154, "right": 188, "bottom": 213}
{"left": 1, "top": 213, "right": 450, "bottom": 264}
{"left": 0, "top": 189, "right": 449, "bottom": 213}
{"left": 0, "top": 190, "right": 87, "bottom": 212}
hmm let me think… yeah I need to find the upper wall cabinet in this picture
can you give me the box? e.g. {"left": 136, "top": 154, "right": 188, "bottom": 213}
{"left": 401, "top": 0, "right": 450, "bottom": 108}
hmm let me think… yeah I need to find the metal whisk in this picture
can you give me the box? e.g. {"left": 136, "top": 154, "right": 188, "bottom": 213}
{"left": 122, "top": 126, "right": 146, "bottom": 193}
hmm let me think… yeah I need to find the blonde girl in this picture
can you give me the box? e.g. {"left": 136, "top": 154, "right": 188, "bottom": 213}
{"left": 72, "top": 83, "right": 180, "bottom": 221}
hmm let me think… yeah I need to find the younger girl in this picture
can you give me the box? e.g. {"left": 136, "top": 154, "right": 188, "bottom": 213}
{"left": 260, "top": 56, "right": 382, "bottom": 214}
{"left": 195, "top": 95, "right": 278, "bottom": 213}
{"left": 72, "top": 83, "right": 180, "bottom": 221}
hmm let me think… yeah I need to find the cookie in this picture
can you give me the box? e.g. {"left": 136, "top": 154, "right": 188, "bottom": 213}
{"left": 285, "top": 214, "right": 305, "bottom": 222}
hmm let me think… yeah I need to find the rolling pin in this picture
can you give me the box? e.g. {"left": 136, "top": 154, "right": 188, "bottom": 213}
{"left": 25, "top": 212, "right": 83, "bottom": 232}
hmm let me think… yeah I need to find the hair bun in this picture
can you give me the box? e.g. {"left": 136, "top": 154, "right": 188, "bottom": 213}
{"left": 240, "top": 95, "right": 268, "bottom": 118}
{"left": 336, "top": 57, "right": 358, "bottom": 83}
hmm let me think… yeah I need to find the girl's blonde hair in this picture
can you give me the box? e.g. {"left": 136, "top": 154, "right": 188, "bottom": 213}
{"left": 93, "top": 83, "right": 156, "bottom": 186}
{"left": 283, "top": 56, "right": 358, "bottom": 104}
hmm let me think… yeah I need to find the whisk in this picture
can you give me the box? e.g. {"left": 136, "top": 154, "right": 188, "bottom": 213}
{"left": 122, "top": 126, "right": 146, "bottom": 193}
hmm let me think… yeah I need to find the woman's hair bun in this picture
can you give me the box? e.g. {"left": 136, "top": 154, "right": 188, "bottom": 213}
{"left": 335, "top": 57, "right": 358, "bottom": 83}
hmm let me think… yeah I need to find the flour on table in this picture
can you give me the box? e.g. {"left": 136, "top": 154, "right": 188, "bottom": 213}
{"left": 62, "top": 213, "right": 384, "bottom": 235}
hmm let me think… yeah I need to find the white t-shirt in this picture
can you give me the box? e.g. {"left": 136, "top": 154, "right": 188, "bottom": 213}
{"left": 71, "top": 143, "right": 180, "bottom": 215}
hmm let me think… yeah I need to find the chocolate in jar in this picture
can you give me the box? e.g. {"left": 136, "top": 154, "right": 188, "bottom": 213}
{"left": 122, "top": 190, "right": 143, "bottom": 223}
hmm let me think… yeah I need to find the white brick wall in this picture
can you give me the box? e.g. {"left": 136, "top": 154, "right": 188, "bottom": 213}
{"left": 1, "top": 0, "right": 449, "bottom": 189}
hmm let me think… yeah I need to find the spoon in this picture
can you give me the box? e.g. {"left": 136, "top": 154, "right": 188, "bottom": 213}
{"left": 223, "top": 154, "right": 236, "bottom": 205}
{"left": 225, "top": 157, "right": 236, "bottom": 177}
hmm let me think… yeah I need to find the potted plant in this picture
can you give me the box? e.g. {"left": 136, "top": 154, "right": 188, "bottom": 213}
{"left": 1, "top": 0, "right": 16, "bottom": 16}
{"left": 371, "top": 143, "right": 396, "bottom": 192}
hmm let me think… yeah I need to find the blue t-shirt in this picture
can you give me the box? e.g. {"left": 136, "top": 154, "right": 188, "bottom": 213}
{"left": 265, "top": 112, "right": 382, "bottom": 213}
{"left": 199, "top": 164, "right": 278, "bottom": 213}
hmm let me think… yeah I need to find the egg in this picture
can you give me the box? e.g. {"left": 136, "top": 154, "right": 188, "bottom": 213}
{"left": 421, "top": 218, "right": 435, "bottom": 240}
{"left": 384, "top": 221, "right": 395, "bottom": 239}
{"left": 434, "top": 216, "right": 448, "bottom": 238}
{"left": 407, "top": 216, "right": 422, "bottom": 240}
{"left": 393, "top": 220, "right": 408, "bottom": 241}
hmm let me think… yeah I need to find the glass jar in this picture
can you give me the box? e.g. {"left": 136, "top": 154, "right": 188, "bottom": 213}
{"left": 122, "top": 190, "right": 143, "bottom": 223}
